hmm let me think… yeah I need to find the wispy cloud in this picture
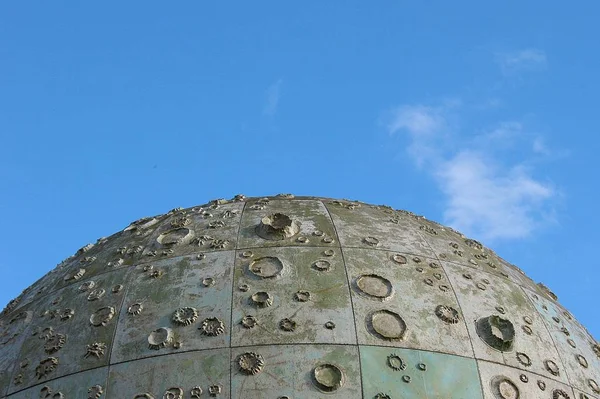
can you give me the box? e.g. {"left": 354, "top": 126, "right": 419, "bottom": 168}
{"left": 385, "top": 102, "right": 557, "bottom": 241}
{"left": 387, "top": 102, "right": 459, "bottom": 167}
{"left": 438, "top": 150, "right": 554, "bottom": 239}
{"left": 496, "top": 49, "right": 547, "bottom": 75}
{"left": 263, "top": 79, "right": 283, "bottom": 116}
{"left": 388, "top": 105, "right": 445, "bottom": 137}
{"left": 532, "top": 136, "right": 551, "bottom": 155}
{"left": 388, "top": 105, "right": 446, "bottom": 167}
{"left": 477, "top": 122, "right": 522, "bottom": 144}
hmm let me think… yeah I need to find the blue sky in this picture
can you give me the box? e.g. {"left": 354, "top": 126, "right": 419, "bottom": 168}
{"left": 1, "top": 2, "right": 599, "bottom": 337}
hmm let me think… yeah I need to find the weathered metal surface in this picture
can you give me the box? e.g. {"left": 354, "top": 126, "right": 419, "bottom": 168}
{"left": 525, "top": 288, "right": 600, "bottom": 397}
{"left": 0, "top": 195, "right": 598, "bottom": 399}
{"left": 325, "top": 201, "right": 435, "bottom": 257}
{"left": 477, "top": 358, "right": 576, "bottom": 399}
{"left": 7, "top": 267, "right": 131, "bottom": 395}
{"left": 417, "top": 221, "right": 538, "bottom": 290}
{"left": 140, "top": 202, "right": 244, "bottom": 259}
{"left": 111, "top": 252, "right": 234, "bottom": 364}
{"left": 344, "top": 248, "right": 473, "bottom": 356}
{"left": 231, "top": 246, "right": 356, "bottom": 347}
{"left": 0, "top": 304, "right": 34, "bottom": 394}
{"left": 238, "top": 199, "right": 338, "bottom": 249}
{"left": 443, "top": 261, "right": 567, "bottom": 382}
{"left": 231, "top": 344, "right": 361, "bottom": 398}
{"left": 6, "top": 366, "right": 107, "bottom": 399}
{"left": 107, "top": 349, "right": 229, "bottom": 397}
{"left": 360, "top": 346, "right": 483, "bottom": 398}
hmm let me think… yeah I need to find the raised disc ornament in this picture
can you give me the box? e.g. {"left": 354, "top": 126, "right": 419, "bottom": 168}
{"left": 89, "top": 306, "right": 115, "bottom": 327}
{"left": 545, "top": 359, "right": 560, "bottom": 376}
{"left": 88, "top": 385, "right": 104, "bottom": 399}
{"left": 200, "top": 317, "right": 225, "bottom": 336}
{"left": 312, "top": 259, "right": 332, "bottom": 272}
{"left": 237, "top": 352, "right": 265, "bottom": 375}
{"left": 134, "top": 393, "right": 155, "bottom": 398}
{"left": 43, "top": 332, "right": 66, "bottom": 354}
{"left": 312, "top": 363, "right": 345, "bottom": 392}
{"left": 64, "top": 268, "right": 86, "bottom": 282}
{"left": 208, "top": 385, "right": 222, "bottom": 396}
{"left": 241, "top": 315, "right": 258, "bottom": 329}
{"left": 79, "top": 280, "right": 96, "bottom": 291}
{"left": 355, "top": 274, "right": 394, "bottom": 301}
{"left": 163, "top": 387, "right": 183, "bottom": 399}
{"left": 368, "top": 310, "right": 407, "bottom": 340}
{"left": 491, "top": 376, "right": 520, "bottom": 399}
{"left": 172, "top": 307, "right": 199, "bottom": 326}
{"left": 391, "top": 254, "right": 408, "bottom": 264}
{"left": 387, "top": 354, "right": 406, "bottom": 371}
{"left": 40, "top": 385, "right": 64, "bottom": 398}
{"left": 87, "top": 288, "right": 105, "bottom": 301}
{"left": 435, "top": 305, "right": 460, "bottom": 324}
{"left": 589, "top": 379, "right": 600, "bottom": 394}
{"left": 294, "top": 290, "right": 311, "bottom": 302}
{"left": 248, "top": 256, "right": 284, "bottom": 278}
{"left": 84, "top": 342, "right": 106, "bottom": 359}
{"left": 363, "top": 236, "right": 380, "bottom": 247}
{"left": 35, "top": 357, "right": 59, "bottom": 379}
{"left": 157, "top": 227, "right": 193, "bottom": 246}
{"left": 202, "top": 277, "right": 215, "bottom": 287}
{"left": 251, "top": 291, "right": 273, "bottom": 308}
{"left": 148, "top": 327, "right": 174, "bottom": 350}
{"left": 516, "top": 352, "right": 532, "bottom": 367}
{"left": 553, "top": 389, "right": 571, "bottom": 399}
{"left": 255, "top": 213, "right": 300, "bottom": 240}
{"left": 476, "top": 315, "right": 515, "bottom": 351}
{"left": 128, "top": 302, "right": 143, "bottom": 316}
{"left": 279, "top": 318, "right": 297, "bottom": 332}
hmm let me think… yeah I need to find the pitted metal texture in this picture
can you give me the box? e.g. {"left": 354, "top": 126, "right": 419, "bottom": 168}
{"left": 0, "top": 195, "right": 598, "bottom": 398}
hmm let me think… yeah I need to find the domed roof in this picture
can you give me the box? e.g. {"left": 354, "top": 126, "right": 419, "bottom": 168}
{"left": 1, "top": 195, "right": 598, "bottom": 398}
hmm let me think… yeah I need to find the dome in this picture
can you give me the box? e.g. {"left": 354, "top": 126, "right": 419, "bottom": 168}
{"left": 1, "top": 195, "right": 598, "bottom": 398}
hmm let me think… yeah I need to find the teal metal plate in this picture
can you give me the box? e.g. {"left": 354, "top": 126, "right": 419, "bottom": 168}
{"left": 360, "top": 345, "right": 483, "bottom": 398}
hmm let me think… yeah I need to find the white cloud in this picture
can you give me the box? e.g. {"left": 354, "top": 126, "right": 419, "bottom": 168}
{"left": 386, "top": 103, "right": 557, "bottom": 241}
{"left": 532, "top": 137, "right": 550, "bottom": 155}
{"left": 263, "top": 79, "right": 283, "bottom": 116}
{"left": 496, "top": 49, "right": 547, "bottom": 75}
{"left": 386, "top": 104, "right": 451, "bottom": 167}
{"left": 478, "top": 122, "right": 522, "bottom": 144}
{"left": 437, "top": 150, "right": 554, "bottom": 240}
{"left": 388, "top": 105, "right": 445, "bottom": 137}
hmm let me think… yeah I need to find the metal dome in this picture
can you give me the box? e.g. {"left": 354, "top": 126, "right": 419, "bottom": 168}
{"left": 1, "top": 195, "right": 598, "bottom": 398}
